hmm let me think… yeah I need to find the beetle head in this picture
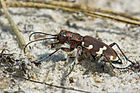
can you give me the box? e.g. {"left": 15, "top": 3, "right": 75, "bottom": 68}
{"left": 57, "top": 30, "right": 68, "bottom": 43}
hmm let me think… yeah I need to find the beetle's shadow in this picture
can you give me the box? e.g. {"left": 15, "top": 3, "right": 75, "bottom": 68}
{"left": 36, "top": 53, "right": 67, "bottom": 71}
{"left": 37, "top": 53, "right": 65, "bottom": 63}
{"left": 38, "top": 53, "right": 115, "bottom": 76}
{"left": 78, "top": 59, "right": 115, "bottom": 76}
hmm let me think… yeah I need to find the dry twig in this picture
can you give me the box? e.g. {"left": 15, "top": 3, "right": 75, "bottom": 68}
{"left": 0, "top": 0, "right": 31, "bottom": 58}
{"left": 46, "top": 1, "right": 140, "bottom": 21}
{"left": 12, "top": 75, "right": 91, "bottom": 93}
{"left": 5, "top": 1, "right": 140, "bottom": 26}
{"left": 1, "top": 0, "right": 26, "bottom": 50}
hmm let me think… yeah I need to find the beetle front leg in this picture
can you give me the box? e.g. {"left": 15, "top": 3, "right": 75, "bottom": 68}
{"left": 64, "top": 46, "right": 82, "bottom": 77}
{"left": 34, "top": 47, "right": 74, "bottom": 63}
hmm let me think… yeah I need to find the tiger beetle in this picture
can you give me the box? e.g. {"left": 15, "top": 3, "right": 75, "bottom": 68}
{"left": 24, "top": 30, "right": 134, "bottom": 75}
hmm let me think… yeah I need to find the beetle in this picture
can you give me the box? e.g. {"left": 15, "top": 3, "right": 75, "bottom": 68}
{"left": 81, "top": 36, "right": 134, "bottom": 69}
{"left": 24, "top": 30, "right": 134, "bottom": 75}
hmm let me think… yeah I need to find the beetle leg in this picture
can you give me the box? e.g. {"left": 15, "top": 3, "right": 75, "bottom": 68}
{"left": 65, "top": 61, "right": 76, "bottom": 77}
{"left": 65, "top": 46, "right": 82, "bottom": 77}
{"left": 33, "top": 48, "right": 60, "bottom": 63}
{"left": 34, "top": 47, "right": 75, "bottom": 63}
{"left": 109, "top": 42, "right": 128, "bottom": 60}
{"left": 109, "top": 42, "right": 134, "bottom": 64}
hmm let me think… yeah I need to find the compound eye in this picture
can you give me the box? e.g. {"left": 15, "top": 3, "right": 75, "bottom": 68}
{"left": 61, "top": 32, "right": 66, "bottom": 37}
{"left": 63, "top": 34, "right": 66, "bottom": 37}
{"left": 59, "top": 33, "right": 66, "bottom": 39}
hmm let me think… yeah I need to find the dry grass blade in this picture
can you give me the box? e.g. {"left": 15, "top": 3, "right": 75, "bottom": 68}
{"left": 0, "top": 0, "right": 31, "bottom": 58}
{"left": 16, "top": 0, "right": 140, "bottom": 21}
{"left": 46, "top": 1, "right": 140, "bottom": 21}
{"left": 5, "top": 1, "right": 59, "bottom": 10}
{"left": 85, "top": 12, "right": 140, "bottom": 26}
{"left": 5, "top": 1, "right": 140, "bottom": 26}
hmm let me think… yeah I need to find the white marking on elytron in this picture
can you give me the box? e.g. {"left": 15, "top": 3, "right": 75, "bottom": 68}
{"left": 96, "top": 46, "right": 107, "bottom": 55}
{"left": 110, "top": 56, "right": 119, "bottom": 61}
{"left": 114, "top": 57, "right": 119, "bottom": 61}
{"left": 110, "top": 56, "right": 114, "bottom": 60}
{"left": 82, "top": 42, "right": 84, "bottom": 46}
{"left": 82, "top": 42, "right": 93, "bottom": 50}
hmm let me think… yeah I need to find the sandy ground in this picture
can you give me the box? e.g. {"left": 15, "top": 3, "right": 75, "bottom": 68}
{"left": 0, "top": 0, "right": 140, "bottom": 93}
